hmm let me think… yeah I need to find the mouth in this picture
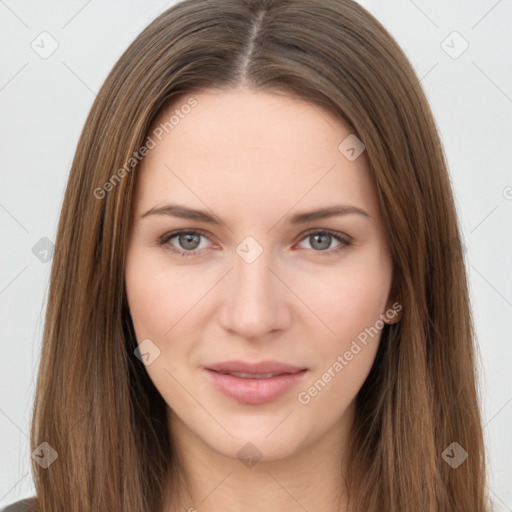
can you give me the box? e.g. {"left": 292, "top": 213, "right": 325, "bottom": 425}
{"left": 212, "top": 371, "right": 298, "bottom": 379}
{"left": 203, "top": 360, "right": 308, "bottom": 405}
{"left": 205, "top": 360, "right": 306, "bottom": 375}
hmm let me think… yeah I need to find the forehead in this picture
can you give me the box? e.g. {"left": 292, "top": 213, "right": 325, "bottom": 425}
{"left": 150, "top": 87, "right": 349, "bottom": 162}
{"left": 133, "top": 88, "right": 380, "bottom": 222}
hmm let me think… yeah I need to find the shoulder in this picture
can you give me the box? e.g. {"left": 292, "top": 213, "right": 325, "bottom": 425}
{"left": 1, "top": 497, "right": 38, "bottom": 512}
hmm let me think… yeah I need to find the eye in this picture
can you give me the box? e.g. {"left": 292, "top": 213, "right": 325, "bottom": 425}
{"left": 157, "top": 230, "right": 212, "bottom": 257}
{"left": 157, "top": 229, "right": 352, "bottom": 257}
{"left": 295, "top": 229, "right": 352, "bottom": 256}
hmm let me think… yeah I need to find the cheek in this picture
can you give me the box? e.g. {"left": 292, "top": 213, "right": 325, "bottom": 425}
{"left": 125, "top": 247, "right": 198, "bottom": 339}
{"left": 295, "top": 249, "right": 392, "bottom": 394}
{"left": 125, "top": 246, "right": 170, "bottom": 347}
{"left": 125, "top": 249, "right": 200, "bottom": 402}
{"left": 303, "top": 251, "right": 392, "bottom": 345}
{"left": 125, "top": 269, "right": 167, "bottom": 340}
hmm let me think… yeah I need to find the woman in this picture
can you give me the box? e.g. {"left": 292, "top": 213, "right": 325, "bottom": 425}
{"left": 3, "top": 0, "right": 492, "bottom": 510}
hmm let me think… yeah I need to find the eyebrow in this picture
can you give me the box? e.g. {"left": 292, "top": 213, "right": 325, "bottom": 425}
{"left": 140, "top": 203, "right": 372, "bottom": 224}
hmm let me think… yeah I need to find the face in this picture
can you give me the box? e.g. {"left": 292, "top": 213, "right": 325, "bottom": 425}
{"left": 125, "top": 87, "right": 400, "bottom": 462}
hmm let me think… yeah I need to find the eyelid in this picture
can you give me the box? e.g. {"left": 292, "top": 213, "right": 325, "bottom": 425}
{"left": 298, "top": 227, "right": 352, "bottom": 244}
{"left": 158, "top": 228, "right": 352, "bottom": 257}
{"left": 157, "top": 228, "right": 215, "bottom": 255}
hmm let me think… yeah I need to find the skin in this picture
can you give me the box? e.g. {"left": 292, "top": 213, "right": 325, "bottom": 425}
{"left": 125, "top": 87, "right": 401, "bottom": 512}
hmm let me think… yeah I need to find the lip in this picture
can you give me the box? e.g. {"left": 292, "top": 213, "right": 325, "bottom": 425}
{"left": 205, "top": 360, "right": 306, "bottom": 375}
{"left": 203, "top": 360, "right": 308, "bottom": 405}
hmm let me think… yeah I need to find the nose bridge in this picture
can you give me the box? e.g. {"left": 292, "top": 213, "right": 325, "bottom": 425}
{"left": 219, "top": 237, "right": 288, "bottom": 338}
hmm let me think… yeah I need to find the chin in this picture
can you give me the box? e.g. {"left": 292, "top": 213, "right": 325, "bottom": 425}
{"left": 195, "top": 410, "right": 317, "bottom": 463}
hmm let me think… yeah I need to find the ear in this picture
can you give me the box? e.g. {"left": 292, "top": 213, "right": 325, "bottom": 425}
{"left": 383, "top": 280, "right": 403, "bottom": 324}
{"left": 383, "top": 299, "right": 403, "bottom": 324}
{"left": 382, "top": 274, "right": 402, "bottom": 324}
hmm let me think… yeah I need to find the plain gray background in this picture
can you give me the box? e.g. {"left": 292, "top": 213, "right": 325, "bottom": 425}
{"left": 1, "top": 0, "right": 511, "bottom": 509}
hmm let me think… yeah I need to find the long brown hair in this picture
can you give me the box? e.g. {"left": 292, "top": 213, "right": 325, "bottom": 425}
{"left": 29, "top": 0, "right": 492, "bottom": 510}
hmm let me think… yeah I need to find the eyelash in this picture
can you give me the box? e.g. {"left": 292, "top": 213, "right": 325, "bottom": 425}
{"left": 156, "top": 229, "right": 352, "bottom": 258}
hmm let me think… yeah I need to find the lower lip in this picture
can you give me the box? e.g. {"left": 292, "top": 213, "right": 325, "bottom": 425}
{"left": 204, "top": 369, "right": 308, "bottom": 405}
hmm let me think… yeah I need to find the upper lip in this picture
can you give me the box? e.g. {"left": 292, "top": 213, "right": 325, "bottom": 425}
{"left": 205, "top": 360, "right": 306, "bottom": 375}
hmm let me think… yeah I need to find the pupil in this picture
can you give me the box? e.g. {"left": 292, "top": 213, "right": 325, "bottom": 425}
{"left": 312, "top": 233, "right": 330, "bottom": 250}
{"left": 181, "top": 233, "right": 199, "bottom": 250}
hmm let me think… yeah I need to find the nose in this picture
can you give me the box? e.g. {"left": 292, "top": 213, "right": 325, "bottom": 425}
{"left": 218, "top": 245, "right": 292, "bottom": 341}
